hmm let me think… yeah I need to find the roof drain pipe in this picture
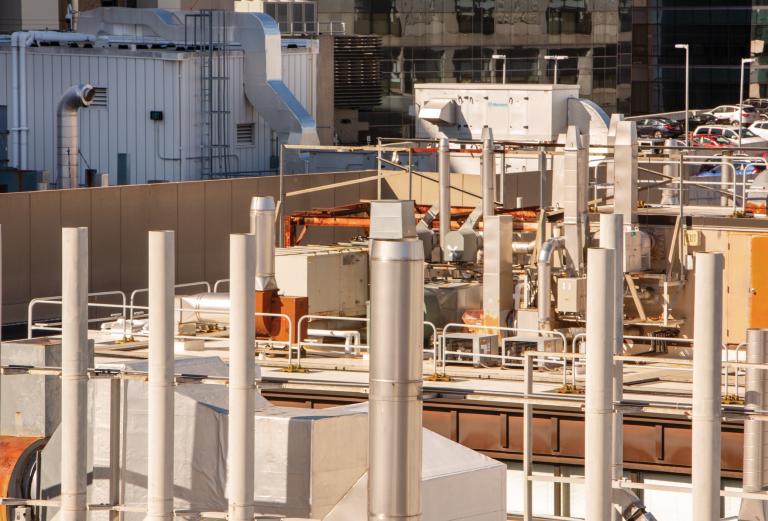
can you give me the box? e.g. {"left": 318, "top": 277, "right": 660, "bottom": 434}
{"left": 57, "top": 84, "right": 96, "bottom": 189}
{"left": 537, "top": 236, "right": 564, "bottom": 330}
{"left": 739, "top": 328, "right": 768, "bottom": 520}
{"left": 368, "top": 200, "right": 424, "bottom": 521}
{"left": 692, "top": 252, "right": 724, "bottom": 521}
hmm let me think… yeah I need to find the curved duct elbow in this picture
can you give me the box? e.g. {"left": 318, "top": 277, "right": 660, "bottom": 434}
{"left": 537, "top": 236, "right": 565, "bottom": 330}
{"left": 57, "top": 84, "right": 95, "bottom": 189}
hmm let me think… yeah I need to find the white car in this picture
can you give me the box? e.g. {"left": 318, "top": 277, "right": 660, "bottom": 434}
{"left": 692, "top": 125, "right": 767, "bottom": 147}
{"left": 704, "top": 105, "right": 758, "bottom": 126}
{"left": 749, "top": 121, "right": 768, "bottom": 140}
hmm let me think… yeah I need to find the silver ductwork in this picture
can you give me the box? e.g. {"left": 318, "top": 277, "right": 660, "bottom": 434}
{"left": 438, "top": 136, "right": 451, "bottom": 253}
{"left": 56, "top": 84, "right": 95, "bottom": 189}
{"left": 78, "top": 8, "right": 319, "bottom": 146}
{"left": 250, "top": 196, "right": 278, "bottom": 291}
{"left": 562, "top": 126, "right": 588, "bottom": 273}
{"left": 614, "top": 121, "right": 638, "bottom": 226}
{"left": 368, "top": 201, "right": 424, "bottom": 521}
{"left": 740, "top": 328, "right": 768, "bottom": 520}
{"left": 537, "top": 236, "right": 565, "bottom": 330}
{"left": 481, "top": 126, "right": 495, "bottom": 218}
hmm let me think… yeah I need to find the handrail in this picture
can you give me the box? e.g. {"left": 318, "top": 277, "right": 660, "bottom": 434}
{"left": 27, "top": 291, "right": 127, "bottom": 338}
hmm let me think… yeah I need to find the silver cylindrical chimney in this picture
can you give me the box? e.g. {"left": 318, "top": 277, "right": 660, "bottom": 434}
{"left": 743, "top": 329, "right": 768, "bottom": 493}
{"left": 250, "top": 196, "right": 277, "bottom": 291}
{"left": 438, "top": 136, "right": 451, "bottom": 252}
{"left": 56, "top": 84, "right": 95, "bottom": 189}
{"left": 692, "top": 252, "right": 724, "bottom": 521}
{"left": 599, "top": 213, "right": 625, "bottom": 499}
{"left": 147, "top": 230, "right": 175, "bottom": 521}
{"left": 60, "top": 227, "right": 88, "bottom": 521}
{"left": 228, "top": 233, "right": 256, "bottom": 521}
{"left": 368, "top": 201, "right": 424, "bottom": 521}
{"left": 481, "top": 126, "right": 495, "bottom": 218}
{"left": 585, "top": 247, "right": 615, "bottom": 521}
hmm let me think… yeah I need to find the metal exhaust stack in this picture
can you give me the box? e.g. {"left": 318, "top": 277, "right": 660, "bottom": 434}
{"left": 148, "top": 230, "right": 175, "bottom": 521}
{"left": 438, "top": 136, "right": 451, "bottom": 254}
{"left": 692, "top": 252, "right": 724, "bottom": 521}
{"left": 228, "top": 233, "right": 257, "bottom": 521}
{"left": 599, "top": 213, "right": 625, "bottom": 504}
{"left": 613, "top": 121, "right": 638, "bottom": 226}
{"left": 481, "top": 126, "right": 495, "bottom": 218}
{"left": 250, "top": 196, "right": 277, "bottom": 292}
{"left": 739, "top": 328, "right": 768, "bottom": 520}
{"left": 57, "top": 84, "right": 95, "bottom": 189}
{"left": 563, "top": 126, "right": 588, "bottom": 273}
{"left": 585, "top": 247, "right": 615, "bottom": 520}
{"left": 368, "top": 200, "right": 424, "bottom": 521}
{"left": 60, "top": 227, "right": 88, "bottom": 521}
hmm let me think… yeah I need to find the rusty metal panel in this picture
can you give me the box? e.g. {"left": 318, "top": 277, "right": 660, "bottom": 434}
{"left": 663, "top": 426, "right": 692, "bottom": 467}
{"left": 459, "top": 412, "right": 503, "bottom": 450}
{"left": 423, "top": 409, "right": 453, "bottom": 440}
{"left": 557, "top": 419, "right": 585, "bottom": 458}
{"left": 751, "top": 236, "right": 768, "bottom": 328}
{"left": 507, "top": 415, "right": 556, "bottom": 455}
{"left": 0, "top": 436, "right": 40, "bottom": 521}
{"left": 623, "top": 422, "right": 660, "bottom": 463}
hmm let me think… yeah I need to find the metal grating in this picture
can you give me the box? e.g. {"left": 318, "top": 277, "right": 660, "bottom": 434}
{"left": 236, "top": 123, "right": 255, "bottom": 145}
{"left": 333, "top": 35, "right": 382, "bottom": 109}
{"left": 91, "top": 87, "right": 108, "bottom": 107}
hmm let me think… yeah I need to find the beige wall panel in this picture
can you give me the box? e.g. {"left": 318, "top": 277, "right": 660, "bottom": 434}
{"left": 60, "top": 189, "right": 92, "bottom": 228}
{"left": 90, "top": 187, "right": 122, "bottom": 293}
{"left": 176, "top": 182, "right": 206, "bottom": 284}
{"left": 229, "top": 177, "right": 261, "bottom": 234}
{"left": 725, "top": 233, "right": 752, "bottom": 344}
{"left": 0, "top": 194, "right": 31, "bottom": 322}
{"left": 148, "top": 182, "right": 179, "bottom": 232}
{"left": 359, "top": 171, "right": 378, "bottom": 203}
{"left": 29, "top": 191, "right": 62, "bottom": 300}
{"left": 203, "top": 181, "right": 232, "bottom": 283}
{"left": 120, "top": 185, "right": 151, "bottom": 293}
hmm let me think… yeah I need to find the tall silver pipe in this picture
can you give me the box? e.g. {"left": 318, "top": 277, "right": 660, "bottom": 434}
{"left": 600, "top": 213, "right": 625, "bottom": 509}
{"left": 438, "top": 136, "right": 451, "bottom": 251}
{"left": 481, "top": 126, "right": 495, "bottom": 218}
{"left": 250, "top": 196, "right": 277, "bottom": 291}
{"left": 537, "top": 236, "right": 564, "bottom": 330}
{"left": 60, "top": 227, "right": 88, "bottom": 521}
{"left": 147, "top": 231, "right": 175, "bottom": 521}
{"left": 368, "top": 203, "right": 424, "bottom": 521}
{"left": 585, "top": 248, "right": 615, "bottom": 521}
{"left": 739, "top": 329, "right": 768, "bottom": 520}
{"left": 563, "top": 126, "right": 588, "bottom": 273}
{"left": 692, "top": 252, "right": 724, "bottom": 521}
{"left": 57, "top": 84, "right": 95, "bottom": 189}
{"left": 228, "top": 234, "right": 256, "bottom": 521}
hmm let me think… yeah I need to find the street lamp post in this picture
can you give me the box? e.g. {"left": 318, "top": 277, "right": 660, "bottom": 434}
{"left": 492, "top": 54, "right": 507, "bottom": 84}
{"left": 739, "top": 57, "right": 756, "bottom": 148}
{"left": 544, "top": 55, "right": 568, "bottom": 85}
{"left": 674, "top": 44, "right": 690, "bottom": 146}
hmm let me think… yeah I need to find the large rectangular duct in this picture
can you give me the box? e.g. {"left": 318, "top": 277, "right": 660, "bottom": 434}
{"left": 613, "top": 121, "right": 638, "bottom": 226}
{"left": 482, "top": 215, "right": 515, "bottom": 328}
{"left": 562, "top": 125, "right": 588, "bottom": 273}
{"left": 740, "top": 328, "right": 768, "bottom": 520}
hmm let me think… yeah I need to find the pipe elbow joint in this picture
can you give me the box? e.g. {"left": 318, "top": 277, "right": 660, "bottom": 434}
{"left": 57, "top": 84, "right": 96, "bottom": 113}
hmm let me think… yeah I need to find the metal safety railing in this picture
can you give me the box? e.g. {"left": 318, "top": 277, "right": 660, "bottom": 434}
{"left": 440, "top": 323, "right": 569, "bottom": 383}
{"left": 27, "top": 291, "right": 128, "bottom": 338}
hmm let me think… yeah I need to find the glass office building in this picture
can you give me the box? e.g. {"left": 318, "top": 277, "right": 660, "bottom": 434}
{"left": 317, "top": 0, "right": 633, "bottom": 139}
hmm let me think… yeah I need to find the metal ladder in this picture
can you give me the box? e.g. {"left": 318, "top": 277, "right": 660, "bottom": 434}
{"left": 185, "top": 10, "right": 231, "bottom": 178}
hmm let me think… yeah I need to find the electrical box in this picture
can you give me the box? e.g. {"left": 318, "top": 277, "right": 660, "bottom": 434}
{"left": 624, "top": 228, "right": 652, "bottom": 272}
{"left": 557, "top": 277, "right": 587, "bottom": 315}
{"left": 443, "top": 332, "right": 500, "bottom": 367}
{"left": 150, "top": 110, "right": 164, "bottom": 121}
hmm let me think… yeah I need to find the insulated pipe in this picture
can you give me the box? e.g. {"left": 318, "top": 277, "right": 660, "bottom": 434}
{"left": 250, "top": 196, "right": 277, "bottom": 291}
{"left": 57, "top": 84, "right": 96, "bottom": 189}
{"left": 481, "top": 126, "right": 495, "bottom": 218}
{"left": 438, "top": 136, "right": 451, "bottom": 251}
{"left": 537, "top": 236, "right": 565, "bottom": 330}
{"left": 10, "top": 33, "right": 19, "bottom": 169}
{"left": 147, "top": 231, "right": 175, "bottom": 521}
{"left": 739, "top": 328, "right": 768, "bottom": 520}
{"left": 60, "top": 227, "right": 88, "bottom": 521}
{"left": 585, "top": 248, "right": 615, "bottom": 521}
{"left": 368, "top": 236, "right": 424, "bottom": 521}
{"left": 228, "top": 234, "right": 256, "bottom": 521}
{"left": 19, "top": 37, "right": 28, "bottom": 170}
{"left": 599, "top": 213, "right": 625, "bottom": 511}
{"left": 692, "top": 252, "right": 724, "bottom": 521}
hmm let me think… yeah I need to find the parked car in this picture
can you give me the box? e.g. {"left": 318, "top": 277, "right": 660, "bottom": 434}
{"left": 691, "top": 135, "right": 733, "bottom": 148}
{"left": 696, "top": 159, "right": 766, "bottom": 177}
{"left": 635, "top": 117, "right": 684, "bottom": 138}
{"left": 745, "top": 98, "right": 768, "bottom": 116}
{"left": 692, "top": 125, "right": 767, "bottom": 146}
{"left": 686, "top": 112, "right": 716, "bottom": 127}
{"left": 701, "top": 105, "right": 758, "bottom": 126}
{"left": 749, "top": 120, "right": 768, "bottom": 140}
